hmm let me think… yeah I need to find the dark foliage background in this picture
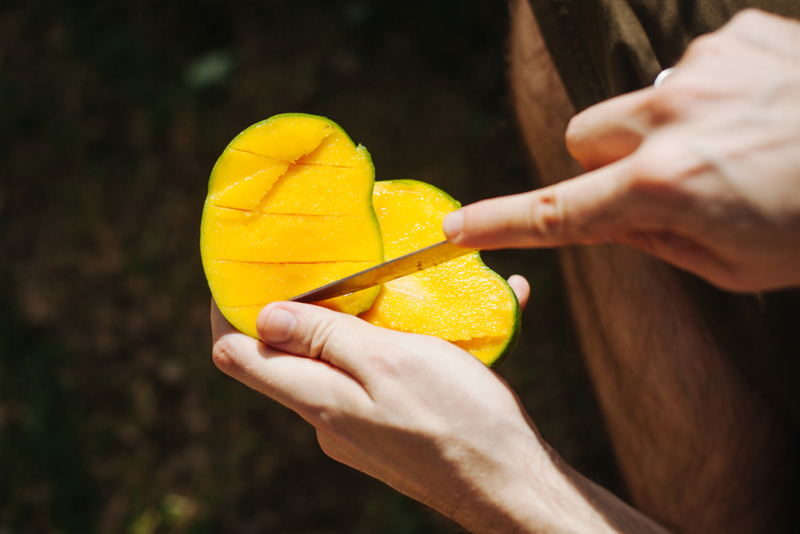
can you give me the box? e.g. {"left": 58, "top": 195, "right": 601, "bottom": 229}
{"left": 0, "top": 0, "right": 619, "bottom": 532}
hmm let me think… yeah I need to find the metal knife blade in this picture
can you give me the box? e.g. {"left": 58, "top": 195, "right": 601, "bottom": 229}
{"left": 290, "top": 240, "right": 477, "bottom": 303}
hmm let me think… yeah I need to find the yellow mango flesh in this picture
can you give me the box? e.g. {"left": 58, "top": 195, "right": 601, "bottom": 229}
{"left": 201, "top": 114, "right": 383, "bottom": 338}
{"left": 359, "top": 181, "right": 519, "bottom": 366}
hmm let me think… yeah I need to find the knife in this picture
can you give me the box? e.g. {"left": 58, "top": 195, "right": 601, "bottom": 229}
{"left": 289, "top": 240, "right": 478, "bottom": 303}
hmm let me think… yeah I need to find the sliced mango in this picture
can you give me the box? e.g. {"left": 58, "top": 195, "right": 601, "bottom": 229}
{"left": 200, "top": 114, "right": 384, "bottom": 338}
{"left": 201, "top": 114, "right": 519, "bottom": 365}
{"left": 359, "top": 180, "right": 520, "bottom": 366}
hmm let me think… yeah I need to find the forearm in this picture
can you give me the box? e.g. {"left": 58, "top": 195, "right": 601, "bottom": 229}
{"left": 419, "top": 430, "right": 669, "bottom": 534}
{"left": 543, "top": 452, "right": 672, "bottom": 534}
{"left": 505, "top": 4, "right": 799, "bottom": 531}
{"left": 561, "top": 245, "right": 795, "bottom": 532}
{"left": 212, "top": 300, "right": 670, "bottom": 534}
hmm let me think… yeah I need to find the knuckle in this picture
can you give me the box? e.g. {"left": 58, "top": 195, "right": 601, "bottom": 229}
{"left": 311, "top": 319, "right": 339, "bottom": 358}
{"left": 310, "top": 400, "right": 370, "bottom": 440}
{"left": 649, "top": 83, "right": 689, "bottom": 121}
{"left": 727, "top": 8, "right": 768, "bottom": 31}
{"left": 626, "top": 141, "right": 689, "bottom": 199}
{"left": 564, "top": 112, "right": 587, "bottom": 150}
{"left": 295, "top": 312, "right": 341, "bottom": 359}
{"left": 526, "top": 188, "right": 568, "bottom": 239}
{"left": 211, "top": 337, "right": 241, "bottom": 376}
{"left": 649, "top": 70, "right": 713, "bottom": 121}
{"left": 683, "top": 32, "right": 727, "bottom": 62}
{"left": 316, "top": 431, "right": 354, "bottom": 466}
{"left": 310, "top": 405, "right": 345, "bottom": 433}
{"left": 316, "top": 432, "right": 341, "bottom": 461}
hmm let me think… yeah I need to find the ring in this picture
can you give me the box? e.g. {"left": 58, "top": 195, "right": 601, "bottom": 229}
{"left": 653, "top": 67, "right": 676, "bottom": 88}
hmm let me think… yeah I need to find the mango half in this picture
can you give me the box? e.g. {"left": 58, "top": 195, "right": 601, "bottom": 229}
{"left": 201, "top": 114, "right": 519, "bottom": 366}
{"left": 200, "top": 114, "right": 384, "bottom": 338}
{"left": 360, "top": 181, "right": 519, "bottom": 366}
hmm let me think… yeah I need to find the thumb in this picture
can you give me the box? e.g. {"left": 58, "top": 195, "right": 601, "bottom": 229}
{"left": 443, "top": 162, "right": 632, "bottom": 249}
{"left": 256, "top": 301, "right": 381, "bottom": 382}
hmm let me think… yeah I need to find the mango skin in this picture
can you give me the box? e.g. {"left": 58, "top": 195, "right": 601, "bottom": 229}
{"left": 360, "top": 180, "right": 520, "bottom": 366}
{"left": 201, "top": 114, "right": 384, "bottom": 338}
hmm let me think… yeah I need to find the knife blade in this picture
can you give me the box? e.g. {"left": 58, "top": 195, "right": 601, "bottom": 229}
{"left": 290, "top": 240, "right": 477, "bottom": 303}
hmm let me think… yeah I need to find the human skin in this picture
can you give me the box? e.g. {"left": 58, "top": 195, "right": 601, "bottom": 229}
{"left": 210, "top": 6, "right": 800, "bottom": 534}
{"left": 499, "top": 2, "right": 797, "bottom": 532}
{"left": 211, "top": 298, "right": 670, "bottom": 534}
{"left": 446, "top": 9, "right": 800, "bottom": 293}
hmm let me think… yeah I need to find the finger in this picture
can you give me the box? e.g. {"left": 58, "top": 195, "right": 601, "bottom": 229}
{"left": 256, "top": 301, "right": 415, "bottom": 386}
{"left": 566, "top": 86, "right": 671, "bottom": 171}
{"left": 507, "top": 275, "right": 529, "bottom": 313}
{"left": 211, "top": 304, "right": 372, "bottom": 419}
{"left": 443, "top": 160, "right": 635, "bottom": 249}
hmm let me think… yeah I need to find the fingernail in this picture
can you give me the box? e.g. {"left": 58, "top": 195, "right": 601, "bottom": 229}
{"left": 261, "top": 308, "right": 297, "bottom": 344}
{"left": 443, "top": 211, "right": 463, "bottom": 240}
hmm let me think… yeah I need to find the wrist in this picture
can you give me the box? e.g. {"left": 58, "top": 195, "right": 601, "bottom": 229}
{"left": 522, "top": 444, "right": 672, "bottom": 534}
{"left": 441, "top": 433, "right": 667, "bottom": 534}
{"left": 494, "top": 442, "right": 620, "bottom": 534}
{"left": 430, "top": 427, "right": 610, "bottom": 534}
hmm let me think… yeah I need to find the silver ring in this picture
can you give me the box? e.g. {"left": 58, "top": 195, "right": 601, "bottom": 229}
{"left": 654, "top": 67, "right": 676, "bottom": 88}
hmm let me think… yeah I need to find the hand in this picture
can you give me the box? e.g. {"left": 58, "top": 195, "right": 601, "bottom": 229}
{"left": 210, "top": 294, "right": 547, "bottom": 532}
{"left": 444, "top": 9, "right": 800, "bottom": 293}
{"left": 209, "top": 284, "right": 667, "bottom": 533}
{"left": 210, "top": 273, "right": 546, "bottom": 527}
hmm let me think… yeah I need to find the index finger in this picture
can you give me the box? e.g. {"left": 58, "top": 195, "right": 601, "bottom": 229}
{"left": 444, "top": 158, "right": 639, "bottom": 250}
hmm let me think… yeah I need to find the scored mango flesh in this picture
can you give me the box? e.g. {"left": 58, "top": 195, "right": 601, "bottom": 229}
{"left": 359, "top": 180, "right": 520, "bottom": 366}
{"left": 201, "top": 114, "right": 384, "bottom": 338}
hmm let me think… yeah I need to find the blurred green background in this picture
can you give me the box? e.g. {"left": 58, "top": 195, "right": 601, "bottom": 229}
{"left": 0, "top": 0, "right": 619, "bottom": 532}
